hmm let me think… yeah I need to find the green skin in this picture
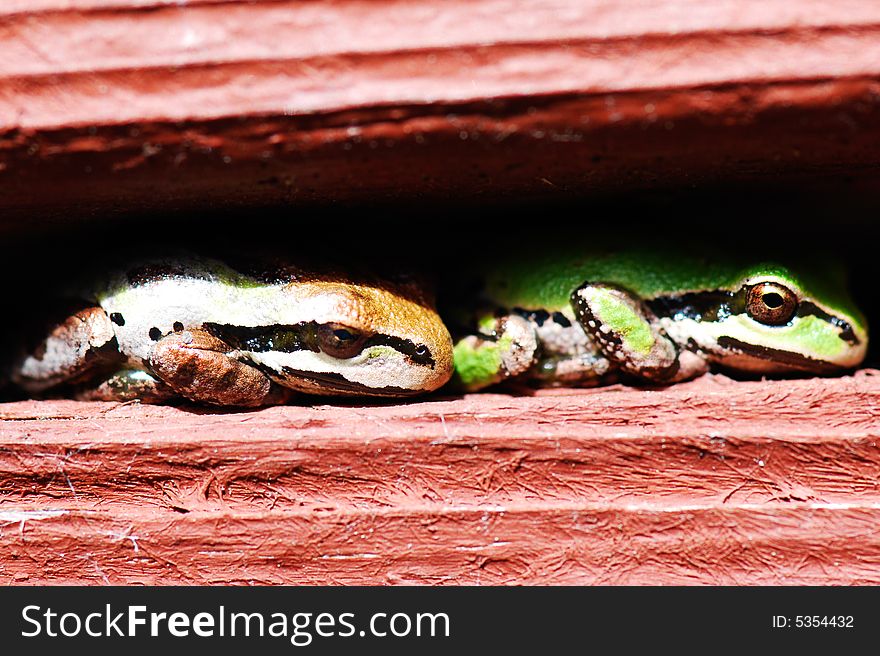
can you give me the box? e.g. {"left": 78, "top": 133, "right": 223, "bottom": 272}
{"left": 452, "top": 246, "right": 868, "bottom": 391}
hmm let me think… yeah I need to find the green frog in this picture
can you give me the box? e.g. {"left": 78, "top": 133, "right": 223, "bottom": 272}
{"left": 451, "top": 245, "right": 868, "bottom": 390}
{"left": 12, "top": 255, "right": 453, "bottom": 405}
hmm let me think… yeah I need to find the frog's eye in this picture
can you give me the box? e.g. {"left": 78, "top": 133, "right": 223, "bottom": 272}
{"left": 746, "top": 282, "right": 798, "bottom": 326}
{"left": 316, "top": 323, "right": 369, "bottom": 359}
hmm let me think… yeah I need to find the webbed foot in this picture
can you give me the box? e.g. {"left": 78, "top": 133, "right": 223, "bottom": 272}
{"left": 76, "top": 369, "right": 177, "bottom": 403}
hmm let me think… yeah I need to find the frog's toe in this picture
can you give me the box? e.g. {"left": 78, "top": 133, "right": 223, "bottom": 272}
{"left": 492, "top": 315, "right": 539, "bottom": 379}
{"left": 75, "top": 369, "right": 177, "bottom": 403}
{"left": 533, "top": 352, "right": 614, "bottom": 386}
{"left": 148, "top": 329, "right": 281, "bottom": 407}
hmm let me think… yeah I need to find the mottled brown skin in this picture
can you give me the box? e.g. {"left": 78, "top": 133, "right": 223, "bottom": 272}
{"left": 148, "top": 329, "right": 292, "bottom": 407}
{"left": 19, "top": 314, "right": 282, "bottom": 405}
{"left": 257, "top": 264, "right": 453, "bottom": 381}
{"left": 21, "top": 306, "right": 122, "bottom": 391}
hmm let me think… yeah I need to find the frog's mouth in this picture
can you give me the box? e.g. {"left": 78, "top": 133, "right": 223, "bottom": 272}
{"left": 274, "top": 367, "right": 428, "bottom": 397}
{"left": 715, "top": 337, "right": 849, "bottom": 375}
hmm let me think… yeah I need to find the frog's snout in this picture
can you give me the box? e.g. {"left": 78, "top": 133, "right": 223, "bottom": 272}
{"left": 416, "top": 326, "right": 454, "bottom": 391}
{"left": 387, "top": 314, "right": 454, "bottom": 393}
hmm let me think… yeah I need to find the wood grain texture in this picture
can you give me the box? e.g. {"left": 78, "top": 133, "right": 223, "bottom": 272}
{"left": 2, "top": 0, "right": 880, "bottom": 217}
{"left": 2, "top": 371, "right": 880, "bottom": 584}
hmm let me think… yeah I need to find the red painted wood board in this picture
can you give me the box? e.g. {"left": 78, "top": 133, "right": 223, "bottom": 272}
{"left": 0, "top": 0, "right": 877, "bottom": 586}
{"left": 2, "top": 372, "right": 879, "bottom": 585}
{"left": 1, "top": 0, "right": 880, "bottom": 217}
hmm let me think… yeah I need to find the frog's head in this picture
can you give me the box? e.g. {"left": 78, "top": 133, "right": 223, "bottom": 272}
{"left": 209, "top": 279, "right": 454, "bottom": 396}
{"left": 662, "top": 263, "right": 868, "bottom": 375}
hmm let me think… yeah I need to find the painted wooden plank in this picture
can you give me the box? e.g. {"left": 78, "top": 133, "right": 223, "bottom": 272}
{"left": 2, "top": 372, "right": 879, "bottom": 584}
{"left": 1, "top": 0, "right": 879, "bottom": 215}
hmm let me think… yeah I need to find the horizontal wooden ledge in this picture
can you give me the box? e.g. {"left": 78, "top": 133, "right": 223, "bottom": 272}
{"left": 5, "top": 16, "right": 880, "bottom": 108}
{"left": 5, "top": 23, "right": 880, "bottom": 130}
{"left": 1, "top": 372, "right": 879, "bottom": 511}
{"left": 0, "top": 0, "right": 242, "bottom": 16}
{"left": 3, "top": 503, "right": 880, "bottom": 584}
{"left": 4, "top": 0, "right": 879, "bottom": 132}
{"left": 5, "top": 0, "right": 879, "bottom": 24}
{"left": 5, "top": 0, "right": 880, "bottom": 84}
{"left": 4, "top": 76, "right": 878, "bottom": 217}
{"left": 3, "top": 0, "right": 880, "bottom": 215}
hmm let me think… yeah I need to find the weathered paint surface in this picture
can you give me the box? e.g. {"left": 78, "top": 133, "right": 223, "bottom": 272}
{"left": 2, "top": 371, "right": 880, "bottom": 584}
{"left": 1, "top": 0, "right": 880, "bottom": 217}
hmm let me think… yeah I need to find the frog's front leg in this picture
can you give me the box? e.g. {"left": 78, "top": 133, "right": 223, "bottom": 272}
{"left": 452, "top": 314, "right": 539, "bottom": 391}
{"left": 570, "top": 283, "right": 708, "bottom": 383}
{"left": 148, "top": 329, "right": 290, "bottom": 407}
{"left": 528, "top": 311, "right": 614, "bottom": 386}
{"left": 13, "top": 305, "right": 123, "bottom": 392}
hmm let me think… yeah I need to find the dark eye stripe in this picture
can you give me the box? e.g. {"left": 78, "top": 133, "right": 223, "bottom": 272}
{"left": 365, "top": 334, "right": 435, "bottom": 368}
{"left": 202, "top": 322, "right": 435, "bottom": 367}
{"left": 647, "top": 290, "right": 738, "bottom": 323}
{"left": 796, "top": 301, "right": 859, "bottom": 345}
{"left": 648, "top": 290, "right": 859, "bottom": 345}
{"left": 204, "top": 322, "right": 309, "bottom": 353}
